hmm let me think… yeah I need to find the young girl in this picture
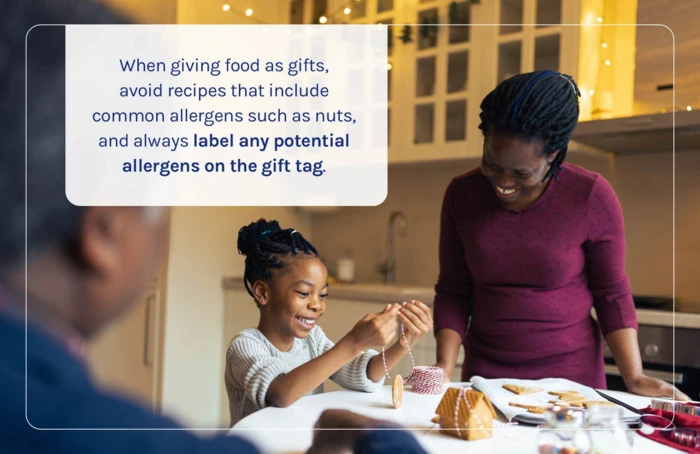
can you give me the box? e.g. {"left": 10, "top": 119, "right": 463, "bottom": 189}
{"left": 225, "top": 219, "right": 433, "bottom": 426}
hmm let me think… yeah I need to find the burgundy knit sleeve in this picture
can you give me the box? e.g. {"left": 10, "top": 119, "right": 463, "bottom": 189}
{"left": 433, "top": 180, "right": 472, "bottom": 340}
{"left": 585, "top": 176, "right": 638, "bottom": 336}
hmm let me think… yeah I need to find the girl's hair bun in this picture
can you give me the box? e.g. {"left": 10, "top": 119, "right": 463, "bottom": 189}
{"left": 237, "top": 218, "right": 281, "bottom": 256}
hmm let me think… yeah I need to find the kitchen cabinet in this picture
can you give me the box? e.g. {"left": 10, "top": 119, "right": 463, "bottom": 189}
{"left": 569, "top": 1, "right": 700, "bottom": 155}
{"left": 87, "top": 278, "right": 163, "bottom": 410}
{"left": 633, "top": 1, "right": 700, "bottom": 116}
{"left": 337, "top": 0, "right": 582, "bottom": 164}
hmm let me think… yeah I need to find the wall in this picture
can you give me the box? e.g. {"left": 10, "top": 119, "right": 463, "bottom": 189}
{"left": 310, "top": 150, "right": 700, "bottom": 308}
{"left": 613, "top": 151, "right": 700, "bottom": 307}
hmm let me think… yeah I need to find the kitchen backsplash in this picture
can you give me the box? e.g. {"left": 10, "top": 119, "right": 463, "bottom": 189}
{"left": 311, "top": 150, "right": 700, "bottom": 308}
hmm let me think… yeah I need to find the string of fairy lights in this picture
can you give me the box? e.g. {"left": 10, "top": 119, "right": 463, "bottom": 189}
{"left": 589, "top": 11, "right": 610, "bottom": 119}
{"left": 589, "top": 5, "right": 688, "bottom": 116}
{"left": 217, "top": 1, "right": 693, "bottom": 114}
{"left": 219, "top": 1, "right": 362, "bottom": 25}
{"left": 220, "top": 2, "right": 258, "bottom": 22}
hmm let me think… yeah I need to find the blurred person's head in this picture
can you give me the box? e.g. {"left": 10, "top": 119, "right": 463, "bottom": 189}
{"left": 0, "top": 0, "right": 170, "bottom": 339}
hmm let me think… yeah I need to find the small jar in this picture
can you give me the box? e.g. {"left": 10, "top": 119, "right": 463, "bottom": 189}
{"left": 337, "top": 250, "right": 355, "bottom": 283}
{"left": 536, "top": 406, "right": 591, "bottom": 454}
{"left": 583, "top": 405, "right": 634, "bottom": 454}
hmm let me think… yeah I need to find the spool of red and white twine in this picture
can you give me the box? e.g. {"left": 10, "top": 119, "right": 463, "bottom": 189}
{"left": 381, "top": 323, "right": 445, "bottom": 395}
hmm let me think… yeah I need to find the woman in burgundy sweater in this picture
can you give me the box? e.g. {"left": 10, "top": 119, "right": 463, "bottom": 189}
{"left": 433, "top": 70, "right": 689, "bottom": 400}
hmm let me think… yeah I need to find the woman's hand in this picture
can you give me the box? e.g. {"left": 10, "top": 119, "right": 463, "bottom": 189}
{"left": 398, "top": 300, "right": 433, "bottom": 347}
{"left": 433, "top": 361, "right": 454, "bottom": 383}
{"left": 626, "top": 374, "right": 690, "bottom": 401}
{"left": 605, "top": 328, "right": 691, "bottom": 402}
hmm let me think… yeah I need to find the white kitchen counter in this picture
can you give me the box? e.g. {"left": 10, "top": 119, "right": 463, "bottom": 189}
{"left": 231, "top": 384, "right": 679, "bottom": 454}
{"left": 222, "top": 277, "right": 700, "bottom": 329}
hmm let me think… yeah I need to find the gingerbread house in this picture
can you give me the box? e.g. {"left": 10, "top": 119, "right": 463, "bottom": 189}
{"left": 433, "top": 388, "right": 496, "bottom": 441}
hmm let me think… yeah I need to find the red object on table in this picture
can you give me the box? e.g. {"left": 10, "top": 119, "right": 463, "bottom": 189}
{"left": 638, "top": 406, "right": 700, "bottom": 453}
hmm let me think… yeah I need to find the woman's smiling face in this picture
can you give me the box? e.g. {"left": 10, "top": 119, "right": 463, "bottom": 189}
{"left": 480, "top": 131, "right": 559, "bottom": 210}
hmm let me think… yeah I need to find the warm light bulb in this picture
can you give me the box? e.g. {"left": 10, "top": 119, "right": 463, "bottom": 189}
{"left": 344, "top": 7, "right": 351, "bottom": 14}
{"left": 222, "top": 3, "right": 230, "bottom": 11}
{"left": 687, "top": 106, "right": 693, "bottom": 111}
{"left": 589, "top": 89, "right": 595, "bottom": 96}
{"left": 245, "top": 8, "right": 253, "bottom": 16}
{"left": 386, "top": 63, "right": 392, "bottom": 70}
{"left": 602, "top": 42, "right": 608, "bottom": 48}
{"left": 319, "top": 15, "right": 328, "bottom": 23}
{"left": 604, "top": 60, "right": 611, "bottom": 66}
{"left": 597, "top": 16, "right": 603, "bottom": 23}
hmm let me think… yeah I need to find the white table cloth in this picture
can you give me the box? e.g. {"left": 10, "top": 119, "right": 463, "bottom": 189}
{"left": 230, "top": 383, "right": 680, "bottom": 453}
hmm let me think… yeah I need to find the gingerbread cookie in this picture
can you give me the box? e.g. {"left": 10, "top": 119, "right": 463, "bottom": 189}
{"left": 548, "top": 390, "right": 583, "bottom": 397}
{"left": 583, "top": 400, "right": 616, "bottom": 409}
{"left": 509, "top": 401, "right": 548, "bottom": 414}
{"left": 503, "top": 384, "right": 543, "bottom": 395}
{"left": 548, "top": 400, "right": 571, "bottom": 407}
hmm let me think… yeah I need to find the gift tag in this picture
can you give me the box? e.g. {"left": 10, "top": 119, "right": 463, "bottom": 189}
{"left": 392, "top": 375, "right": 403, "bottom": 409}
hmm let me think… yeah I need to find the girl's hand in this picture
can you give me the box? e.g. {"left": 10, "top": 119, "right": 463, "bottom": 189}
{"left": 346, "top": 305, "right": 399, "bottom": 352}
{"left": 398, "top": 300, "right": 433, "bottom": 347}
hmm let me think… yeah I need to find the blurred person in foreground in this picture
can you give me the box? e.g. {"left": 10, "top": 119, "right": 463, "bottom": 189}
{"left": 0, "top": 1, "right": 428, "bottom": 453}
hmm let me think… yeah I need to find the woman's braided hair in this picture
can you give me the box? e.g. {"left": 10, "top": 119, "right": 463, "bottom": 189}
{"left": 478, "top": 70, "right": 581, "bottom": 181}
{"left": 237, "top": 218, "right": 318, "bottom": 303}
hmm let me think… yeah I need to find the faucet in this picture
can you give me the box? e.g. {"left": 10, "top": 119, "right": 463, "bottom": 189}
{"left": 377, "top": 211, "right": 407, "bottom": 284}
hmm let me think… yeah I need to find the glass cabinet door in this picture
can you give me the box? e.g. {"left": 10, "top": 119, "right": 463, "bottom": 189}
{"left": 498, "top": 40, "right": 522, "bottom": 82}
{"left": 534, "top": 34, "right": 560, "bottom": 72}
{"left": 496, "top": 0, "right": 565, "bottom": 85}
{"left": 536, "top": 0, "right": 562, "bottom": 27}
{"left": 500, "top": 0, "right": 523, "bottom": 35}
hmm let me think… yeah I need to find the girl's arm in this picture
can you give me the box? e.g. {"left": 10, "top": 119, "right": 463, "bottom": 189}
{"left": 267, "top": 306, "right": 400, "bottom": 407}
{"left": 366, "top": 301, "right": 433, "bottom": 382}
{"left": 266, "top": 336, "right": 361, "bottom": 407}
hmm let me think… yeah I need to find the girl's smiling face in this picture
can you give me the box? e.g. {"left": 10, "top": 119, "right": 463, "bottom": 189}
{"left": 256, "top": 256, "right": 328, "bottom": 345}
